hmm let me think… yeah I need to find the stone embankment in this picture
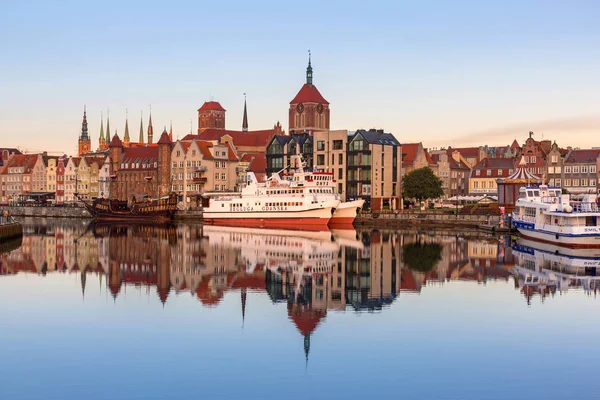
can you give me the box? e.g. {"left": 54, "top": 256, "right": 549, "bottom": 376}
{"left": 355, "top": 212, "right": 510, "bottom": 232}
{"left": 2, "top": 206, "right": 203, "bottom": 221}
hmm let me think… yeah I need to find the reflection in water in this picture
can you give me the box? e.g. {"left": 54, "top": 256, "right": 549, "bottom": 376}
{"left": 4, "top": 220, "right": 600, "bottom": 345}
{"left": 4, "top": 220, "right": 600, "bottom": 399}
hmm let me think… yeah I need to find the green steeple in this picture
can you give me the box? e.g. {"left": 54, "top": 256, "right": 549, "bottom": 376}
{"left": 124, "top": 110, "right": 130, "bottom": 142}
{"left": 99, "top": 111, "right": 104, "bottom": 141}
{"left": 139, "top": 110, "right": 144, "bottom": 144}
{"left": 306, "top": 50, "right": 313, "bottom": 86}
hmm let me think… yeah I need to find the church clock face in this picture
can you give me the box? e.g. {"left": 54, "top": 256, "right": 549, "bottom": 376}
{"left": 317, "top": 103, "right": 324, "bottom": 114}
{"left": 296, "top": 103, "right": 304, "bottom": 114}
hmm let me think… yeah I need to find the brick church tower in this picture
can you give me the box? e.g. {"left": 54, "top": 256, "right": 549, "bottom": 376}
{"left": 289, "top": 52, "right": 330, "bottom": 133}
{"left": 78, "top": 106, "right": 91, "bottom": 156}
{"left": 197, "top": 101, "right": 226, "bottom": 132}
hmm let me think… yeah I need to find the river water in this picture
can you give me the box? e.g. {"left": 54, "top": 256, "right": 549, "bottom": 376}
{"left": 1, "top": 218, "right": 599, "bottom": 400}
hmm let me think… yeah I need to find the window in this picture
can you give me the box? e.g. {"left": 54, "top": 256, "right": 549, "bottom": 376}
{"left": 582, "top": 166, "right": 588, "bottom": 173}
{"left": 331, "top": 153, "right": 335, "bottom": 165}
{"left": 338, "top": 168, "right": 343, "bottom": 180}
{"left": 482, "top": 181, "right": 487, "bottom": 189}
{"left": 573, "top": 166, "right": 580, "bottom": 173}
{"left": 476, "top": 170, "right": 481, "bottom": 176}
{"left": 573, "top": 179, "right": 579, "bottom": 187}
{"left": 187, "top": 161, "right": 191, "bottom": 168}
{"left": 565, "top": 166, "right": 571, "bottom": 173}
{"left": 581, "top": 179, "right": 588, "bottom": 187}
{"left": 192, "top": 150, "right": 196, "bottom": 156}
{"left": 592, "top": 166, "right": 597, "bottom": 173}
{"left": 333, "top": 140, "right": 343, "bottom": 150}
{"left": 486, "top": 169, "right": 491, "bottom": 176}
{"left": 498, "top": 169, "right": 502, "bottom": 175}
{"left": 556, "top": 166, "right": 562, "bottom": 173}
{"left": 473, "top": 181, "right": 479, "bottom": 189}
{"left": 215, "top": 173, "right": 219, "bottom": 181}
{"left": 555, "top": 179, "right": 561, "bottom": 187}
{"left": 176, "top": 150, "right": 181, "bottom": 157}
{"left": 317, "top": 141, "right": 325, "bottom": 151}
{"left": 221, "top": 173, "right": 226, "bottom": 181}
{"left": 538, "top": 167, "right": 543, "bottom": 174}
{"left": 551, "top": 155, "right": 558, "bottom": 163}
{"left": 338, "top": 153, "right": 343, "bottom": 165}
{"left": 548, "top": 166, "right": 555, "bottom": 174}
{"left": 591, "top": 179, "right": 596, "bottom": 187}
{"left": 317, "top": 155, "right": 325, "bottom": 166}
{"left": 179, "top": 162, "right": 184, "bottom": 169}
{"left": 531, "top": 156, "right": 536, "bottom": 163}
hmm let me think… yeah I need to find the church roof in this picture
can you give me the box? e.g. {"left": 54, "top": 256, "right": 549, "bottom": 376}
{"left": 198, "top": 101, "right": 226, "bottom": 112}
{"left": 290, "top": 84, "right": 329, "bottom": 105}
{"left": 109, "top": 134, "right": 123, "bottom": 148}
{"left": 157, "top": 130, "right": 172, "bottom": 145}
{"left": 183, "top": 128, "right": 275, "bottom": 148}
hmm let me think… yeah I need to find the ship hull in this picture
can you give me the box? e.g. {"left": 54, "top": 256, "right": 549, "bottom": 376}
{"left": 329, "top": 199, "right": 364, "bottom": 226}
{"left": 203, "top": 206, "right": 334, "bottom": 230}
{"left": 82, "top": 194, "right": 178, "bottom": 222}
{"left": 515, "top": 222, "right": 600, "bottom": 248}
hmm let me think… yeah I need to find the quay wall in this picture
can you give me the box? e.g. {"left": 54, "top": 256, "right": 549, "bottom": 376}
{"left": 2, "top": 206, "right": 202, "bottom": 221}
{"left": 355, "top": 212, "right": 503, "bottom": 229}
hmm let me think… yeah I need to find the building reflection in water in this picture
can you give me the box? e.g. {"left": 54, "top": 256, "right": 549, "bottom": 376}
{"left": 12, "top": 219, "right": 600, "bottom": 355}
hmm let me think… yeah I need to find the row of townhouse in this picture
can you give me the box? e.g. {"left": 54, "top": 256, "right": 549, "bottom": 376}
{"left": 0, "top": 152, "right": 110, "bottom": 204}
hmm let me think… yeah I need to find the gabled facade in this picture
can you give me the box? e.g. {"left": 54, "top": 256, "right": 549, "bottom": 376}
{"left": 515, "top": 132, "right": 548, "bottom": 179}
{"left": 469, "top": 158, "right": 515, "bottom": 195}
{"left": 0, "top": 154, "right": 37, "bottom": 203}
{"left": 265, "top": 133, "right": 313, "bottom": 177}
{"left": 98, "top": 157, "right": 111, "bottom": 198}
{"left": 402, "top": 143, "right": 430, "bottom": 177}
{"left": 563, "top": 149, "right": 600, "bottom": 195}
{"left": 56, "top": 158, "right": 65, "bottom": 203}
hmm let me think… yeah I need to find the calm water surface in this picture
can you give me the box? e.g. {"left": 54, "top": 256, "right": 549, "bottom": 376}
{"left": 1, "top": 219, "right": 599, "bottom": 400}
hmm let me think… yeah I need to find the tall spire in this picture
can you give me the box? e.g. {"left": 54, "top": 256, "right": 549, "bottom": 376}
{"left": 306, "top": 50, "right": 313, "bottom": 86}
{"left": 123, "top": 109, "right": 130, "bottom": 146}
{"left": 304, "top": 333, "right": 310, "bottom": 369}
{"left": 99, "top": 111, "right": 104, "bottom": 141}
{"left": 80, "top": 105, "right": 89, "bottom": 140}
{"left": 241, "top": 288, "right": 247, "bottom": 326}
{"left": 139, "top": 110, "right": 144, "bottom": 144}
{"left": 169, "top": 120, "right": 173, "bottom": 142}
{"left": 147, "top": 105, "right": 154, "bottom": 144}
{"left": 242, "top": 94, "right": 248, "bottom": 132}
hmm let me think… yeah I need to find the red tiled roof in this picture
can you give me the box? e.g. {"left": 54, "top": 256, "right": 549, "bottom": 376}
{"left": 109, "top": 134, "right": 123, "bottom": 148}
{"left": 198, "top": 101, "right": 226, "bottom": 112}
{"left": 470, "top": 158, "right": 515, "bottom": 178}
{"left": 247, "top": 153, "right": 266, "bottom": 174}
{"left": 287, "top": 304, "right": 326, "bottom": 336}
{"left": 565, "top": 149, "right": 600, "bottom": 164}
{"left": 425, "top": 150, "right": 434, "bottom": 165}
{"left": 290, "top": 84, "right": 329, "bottom": 105}
{"left": 402, "top": 143, "right": 420, "bottom": 165}
{"left": 448, "top": 147, "right": 479, "bottom": 158}
{"left": 183, "top": 128, "right": 275, "bottom": 148}
{"left": 157, "top": 130, "right": 172, "bottom": 145}
{"left": 120, "top": 146, "right": 159, "bottom": 170}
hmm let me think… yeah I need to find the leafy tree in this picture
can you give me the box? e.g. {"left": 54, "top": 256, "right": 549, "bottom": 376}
{"left": 402, "top": 240, "right": 442, "bottom": 273}
{"left": 403, "top": 167, "right": 444, "bottom": 202}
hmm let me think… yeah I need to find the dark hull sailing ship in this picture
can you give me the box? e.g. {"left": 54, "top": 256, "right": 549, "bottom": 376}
{"left": 79, "top": 193, "right": 178, "bottom": 222}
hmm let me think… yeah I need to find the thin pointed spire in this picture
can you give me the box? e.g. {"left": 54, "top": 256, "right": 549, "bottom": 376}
{"left": 242, "top": 93, "right": 248, "bottom": 132}
{"left": 169, "top": 120, "right": 173, "bottom": 142}
{"left": 241, "top": 288, "right": 247, "bottom": 326}
{"left": 147, "top": 105, "right": 154, "bottom": 144}
{"left": 123, "top": 109, "right": 130, "bottom": 145}
{"left": 306, "top": 50, "right": 313, "bottom": 86}
{"left": 139, "top": 110, "right": 144, "bottom": 144}
{"left": 99, "top": 111, "right": 104, "bottom": 141}
{"left": 304, "top": 333, "right": 310, "bottom": 370}
{"left": 80, "top": 105, "right": 89, "bottom": 140}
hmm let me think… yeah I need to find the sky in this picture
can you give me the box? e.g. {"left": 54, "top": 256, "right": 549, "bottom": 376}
{"left": 1, "top": 0, "right": 600, "bottom": 155}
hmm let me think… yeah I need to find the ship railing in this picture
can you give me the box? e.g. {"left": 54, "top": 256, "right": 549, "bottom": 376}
{"left": 514, "top": 214, "right": 535, "bottom": 223}
{"left": 571, "top": 202, "right": 599, "bottom": 213}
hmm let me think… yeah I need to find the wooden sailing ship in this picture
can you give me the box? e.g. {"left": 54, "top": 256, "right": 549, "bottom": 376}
{"left": 80, "top": 193, "right": 178, "bottom": 222}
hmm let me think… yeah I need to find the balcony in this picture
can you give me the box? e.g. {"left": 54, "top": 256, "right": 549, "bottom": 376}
{"left": 194, "top": 166, "right": 208, "bottom": 172}
{"left": 193, "top": 176, "right": 207, "bottom": 183}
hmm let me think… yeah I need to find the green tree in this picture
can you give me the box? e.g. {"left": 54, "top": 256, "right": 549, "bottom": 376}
{"left": 403, "top": 167, "right": 443, "bottom": 202}
{"left": 402, "top": 240, "right": 443, "bottom": 273}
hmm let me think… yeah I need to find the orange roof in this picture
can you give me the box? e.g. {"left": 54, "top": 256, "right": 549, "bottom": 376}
{"left": 157, "top": 130, "right": 172, "bottom": 145}
{"left": 240, "top": 153, "right": 266, "bottom": 174}
{"left": 425, "top": 149, "right": 434, "bottom": 165}
{"left": 448, "top": 147, "right": 480, "bottom": 158}
{"left": 198, "top": 101, "right": 226, "bottom": 112}
{"left": 290, "top": 84, "right": 329, "bottom": 105}
{"left": 287, "top": 304, "right": 326, "bottom": 336}
{"left": 402, "top": 143, "right": 420, "bottom": 165}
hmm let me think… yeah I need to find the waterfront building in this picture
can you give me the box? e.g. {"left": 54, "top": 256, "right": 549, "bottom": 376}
{"left": 346, "top": 129, "right": 402, "bottom": 210}
{"left": 562, "top": 148, "right": 600, "bottom": 196}
{"left": 56, "top": 157, "right": 65, "bottom": 203}
{"left": 431, "top": 151, "right": 471, "bottom": 198}
{"left": 312, "top": 129, "right": 350, "bottom": 197}
{"left": 0, "top": 154, "right": 38, "bottom": 203}
{"left": 170, "top": 139, "right": 239, "bottom": 205}
{"left": 46, "top": 158, "right": 57, "bottom": 194}
{"left": 289, "top": 53, "right": 330, "bottom": 133}
{"left": 32, "top": 155, "right": 48, "bottom": 192}
{"left": 108, "top": 129, "right": 172, "bottom": 201}
{"left": 546, "top": 141, "right": 566, "bottom": 188}
{"left": 265, "top": 132, "right": 313, "bottom": 177}
{"left": 0, "top": 148, "right": 21, "bottom": 167}
{"left": 402, "top": 142, "right": 433, "bottom": 177}
{"left": 76, "top": 157, "right": 90, "bottom": 200}
{"left": 514, "top": 132, "right": 549, "bottom": 179}
{"left": 98, "top": 157, "right": 111, "bottom": 198}
{"left": 468, "top": 158, "right": 515, "bottom": 196}
{"left": 64, "top": 157, "right": 81, "bottom": 203}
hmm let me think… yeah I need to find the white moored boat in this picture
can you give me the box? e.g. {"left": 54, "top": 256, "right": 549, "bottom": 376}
{"left": 283, "top": 155, "right": 365, "bottom": 226}
{"left": 512, "top": 185, "right": 600, "bottom": 247}
{"left": 202, "top": 172, "right": 339, "bottom": 230}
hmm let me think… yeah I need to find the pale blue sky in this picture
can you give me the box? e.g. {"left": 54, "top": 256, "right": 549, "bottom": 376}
{"left": 1, "top": 0, "right": 599, "bottom": 154}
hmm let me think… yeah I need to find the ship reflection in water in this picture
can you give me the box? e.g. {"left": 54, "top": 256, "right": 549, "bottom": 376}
{"left": 3, "top": 220, "right": 600, "bottom": 399}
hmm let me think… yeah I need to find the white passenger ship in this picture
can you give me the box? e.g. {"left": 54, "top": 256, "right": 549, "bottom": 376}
{"left": 282, "top": 155, "right": 365, "bottom": 225}
{"left": 202, "top": 172, "right": 340, "bottom": 229}
{"left": 512, "top": 185, "right": 600, "bottom": 247}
